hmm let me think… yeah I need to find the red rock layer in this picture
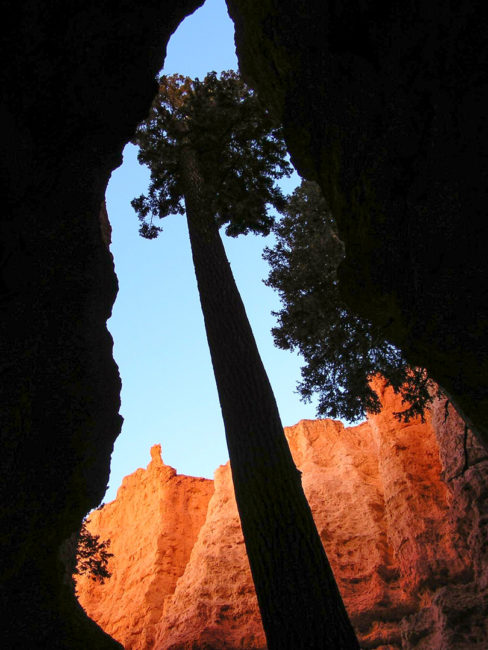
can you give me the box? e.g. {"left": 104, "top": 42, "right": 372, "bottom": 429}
{"left": 76, "top": 445, "right": 214, "bottom": 649}
{"left": 77, "top": 386, "right": 488, "bottom": 649}
{"left": 404, "top": 396, "right": 488, "bottom": 649}
{"left": 159, "top": 463, "right": 265, "bottom": 650}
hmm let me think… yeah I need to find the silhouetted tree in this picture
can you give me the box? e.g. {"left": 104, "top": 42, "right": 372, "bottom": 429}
{"left": 74, "top": 519, "right": 113, "bottom": 584}
{"left": 264, "top": 180, "right": 434, "bottom": 422}
{"left": 132, "top": 71, "right": 359, "bottom": 649}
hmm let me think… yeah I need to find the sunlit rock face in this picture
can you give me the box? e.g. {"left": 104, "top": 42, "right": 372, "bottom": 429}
{"left": 159, "top": 462, "right": 266, "bottom": 650}
{"left": 76, "top": 445, "right": 214, "bottom": 649}
{"left": 366, "top": 382, "right": 488, "bottom": 648}
{"left": 77, "top": 383, "right": 488, "bottom": 648}
{"left": 410, "top": 396, "right": 488, "bottom": 650}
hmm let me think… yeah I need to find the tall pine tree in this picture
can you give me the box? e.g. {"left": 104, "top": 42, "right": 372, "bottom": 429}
{"left": 132, "top": 72, "right": 359, "bottom": 649}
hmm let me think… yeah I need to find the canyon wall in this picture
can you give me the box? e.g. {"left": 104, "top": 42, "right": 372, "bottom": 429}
{"left": 226, "top": 0, "right": 488, "bottom": 444}
{"left": 76, "top": 445, "right": 213, "bottom": 649}
{"left": 1, "top": 2, "right": 204, "bottom": 646}
{"left": 77, "top": 385, "right": 488, "bottom": 648}
{"left": 3, "top": 1, "right": 487, "bottom": 645}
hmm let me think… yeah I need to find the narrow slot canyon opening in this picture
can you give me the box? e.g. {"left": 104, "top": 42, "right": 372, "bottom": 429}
{"left": 103, "top": 0, "right": 316, "bottom": 506}
{"left": 72, "top": 2, "right": 488, "bottom": 648}
{"left": 74, "top": 3, "right": 364, "bottom": 648}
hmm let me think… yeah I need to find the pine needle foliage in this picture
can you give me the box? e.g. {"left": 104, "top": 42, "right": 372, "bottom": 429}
{"left": 131, "top": 70, "right": 291, "bottom": 239}
{"left": 264, "top": 180, "right": 435, "bottom": 422}
{"left": 74, "top": 519, "right": 113, "bottom": 584}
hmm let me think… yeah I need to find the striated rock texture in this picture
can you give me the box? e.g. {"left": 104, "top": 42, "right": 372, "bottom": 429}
{"left": 77, "top": 445, "right": 213, "bottom": 649}
{"left": 78, "top": 384, "right": 488, "bottom": 649}
{"left": 159, "top": 462, "right": 265, "bottom": 650}
{"left": 407, "top": 395, "right": 488, "bottom": 650}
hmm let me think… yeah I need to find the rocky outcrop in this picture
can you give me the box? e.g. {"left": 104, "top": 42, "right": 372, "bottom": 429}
{"left": 76, "top": 445, "right": 213, "bottom": 649}
{"left": 405, "top": 396, "right": 488, "bottom": 650}
{"left": 159, "top": 462, "right": 265, "bottom": 650}
{"left": 77, "top": 384, "right": 488, "bottom": 648}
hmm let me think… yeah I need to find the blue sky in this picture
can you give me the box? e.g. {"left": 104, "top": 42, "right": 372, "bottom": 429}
{"left": 104, "top": 0, "right": 319, "bottom": 502}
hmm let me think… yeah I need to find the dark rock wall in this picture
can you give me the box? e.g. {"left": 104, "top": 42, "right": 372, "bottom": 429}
{"left": 0, "top": 1, "right": 202, "bottom": 647}
{"left": 226, "top": 0, "right": 488, "bottom": 445}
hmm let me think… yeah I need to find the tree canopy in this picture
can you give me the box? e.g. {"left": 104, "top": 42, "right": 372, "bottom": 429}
{"left": 132, "top": 70, "right": 291, "bottom": 239}
{"left": 264, "top": 180, "right": 434, "bottom": 422}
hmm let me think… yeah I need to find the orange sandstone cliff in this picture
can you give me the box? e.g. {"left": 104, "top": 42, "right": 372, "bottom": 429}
{"left": 76, "top": 445, "right": 214, "bottom": 648}
{"left": 77, "top": 386, "right": 488, "bottom": 649}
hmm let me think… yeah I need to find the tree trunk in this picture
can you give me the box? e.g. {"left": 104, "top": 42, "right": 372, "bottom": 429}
{"left": 180, "top": 145, "right": 359, "bottom": 649}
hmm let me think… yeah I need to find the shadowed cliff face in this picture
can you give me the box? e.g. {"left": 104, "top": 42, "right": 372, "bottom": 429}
{"left": 226, "top": 0, "right": 488, "bottom": 445}
{"left": 0, "top": 1, "right": 202, "bottom": 646}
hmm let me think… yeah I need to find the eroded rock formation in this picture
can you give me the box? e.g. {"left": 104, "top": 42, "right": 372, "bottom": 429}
{"left": 76, "top": 445, "right": 213, "bottom": 649}
{"left": 77, "top": 385, "right": 488, "bottom": 648}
